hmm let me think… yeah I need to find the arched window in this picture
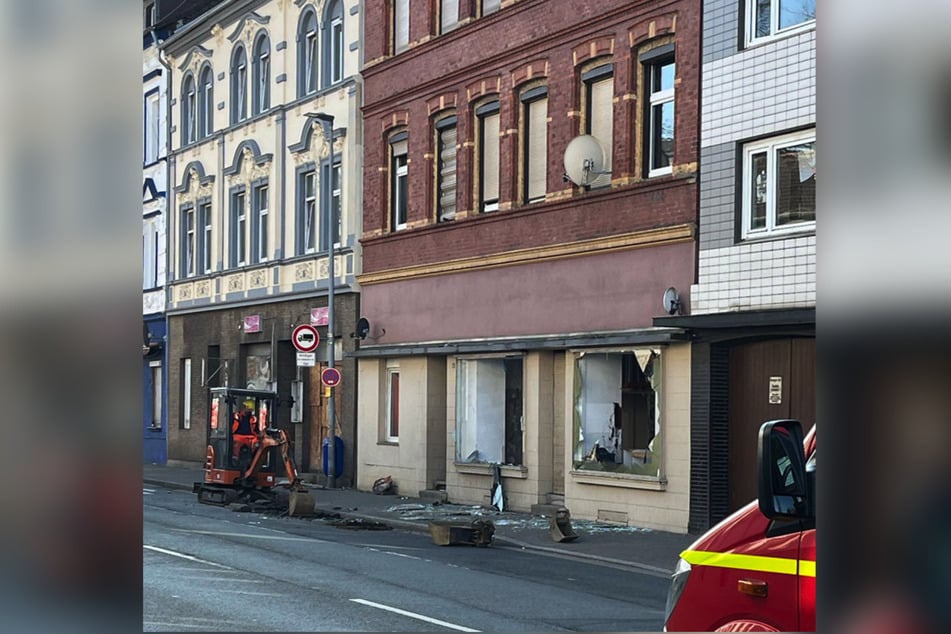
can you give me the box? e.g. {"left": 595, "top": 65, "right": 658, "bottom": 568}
{"left": 322, "top": 0, "right": 344, "bottom": 87}
{"left": 230, "top": 45, "right": 248, "bottom": 124}
{"left": 181, "top": 73, "right": 196, "bottom": 145}
{"left": 252, "top": 32, "right": 271, "bottom": 115}
{"left": 297, "top": 8, "right": 318, "bottom": 96}
{"left": 197, "top": 64, "right": 214, "bottom": 138}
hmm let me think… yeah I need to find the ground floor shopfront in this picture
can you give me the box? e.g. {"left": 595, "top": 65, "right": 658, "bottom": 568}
{"left": 165, "top": 293, "right": 359, "bottom": 485}
{"left": 354, "top": 335, "right": 693, "bottom": 534}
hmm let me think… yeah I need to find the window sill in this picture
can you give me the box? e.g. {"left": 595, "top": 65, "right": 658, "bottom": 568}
{"left": 744, "top": 22, "right": 815, "bottom": 50}
{"left": 741, "top": 224, "right": 816, "bottom": 243}
{"left": 454, "top": 462, "right": 528, "bottom": 479}
{"left": 570, "top": 469, "right": 667, "bottom": 491}
{"left": 377, "top": 440, "right": 399, "bottom": 446}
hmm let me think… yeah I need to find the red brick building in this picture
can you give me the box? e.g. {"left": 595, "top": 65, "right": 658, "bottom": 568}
{"left": 354, "top": 0, "right": 700, "bottom": 532}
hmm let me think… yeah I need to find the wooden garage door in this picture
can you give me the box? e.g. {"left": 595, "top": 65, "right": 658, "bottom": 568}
{"left": 728, "top": 338, "right": 815, "bottom": 511}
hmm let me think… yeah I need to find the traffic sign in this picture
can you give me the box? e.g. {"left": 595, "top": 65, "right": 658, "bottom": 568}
{"left": 321, "top": 367, "right": 342, "bottom": 387}
{"left": 296, "top": 352, "right": 316, "bottom": 367}
{"left": 292, "top": 324, "right": 319, "bottom": 353}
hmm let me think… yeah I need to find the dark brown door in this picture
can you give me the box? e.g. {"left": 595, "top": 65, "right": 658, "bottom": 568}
{"left": 728, "top": 337, "right": 815, "bottom": 511}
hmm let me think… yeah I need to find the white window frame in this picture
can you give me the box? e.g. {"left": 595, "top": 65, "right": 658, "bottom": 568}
{"left": 455, "top": 355, "right": 524, "bottom": 466}
{"left": 331, "top": 163, "right": 342, "bottom": 247}
{"left": 303, "top": 170, "right": 318, "bottom": 254}
{"left": 150, "top": 362, "right": 163, "bottom": 429}
{"left": 330, "top": 13, "right": 344, "bottom": 84}
{"left": 647, "top": 58, "right": 675, "bottom": 178}
{"left": 384, "top": 362, "right": 400, "bottom": 442}
{"left": 200, "top": 202, "right": 213, "bottom": 274}
{"left": 143, "top": 221, "right": 158, "bottom": 289}
{"left": 145, "top": 91, "right": 160, "bottom": 163}
{"left": 199, "top": 67, "right": 214, "bottom": 138}
{"left": 254, "top": 39, "right": 270, "bottom": 115}
{"left": 746, "top": 0, "right": 816, "bottom": 47}
{"left": 182, "top": 358, "right": 192, "bottom": 430}
{"left": 741, "top": 129, "right": 816, "bottom": 240}
{"left": 183, "top": 207, "right": 195, "bottom": 277}
{"left": 184, "top": 77, "right": 197, "bottom": 144}
{"left": 233, "top": 48, "right": 247, "bottom": 123}
{"left": 254, "top": 184, "right": 269, "bottom": 263}
{"left": 521, "top": 88, "right": 548, "bottom": 203}
{"left": 477, "top": 102, "right": 500, "bottom": 212}
{"left": 232, "top": 190, "right": 247, "bottom": 267}
{"left": 391, "top": 138, "right": 408, "bottom": 230}
{"left": 305, "top": 27, "right": 318, "bottom": 94}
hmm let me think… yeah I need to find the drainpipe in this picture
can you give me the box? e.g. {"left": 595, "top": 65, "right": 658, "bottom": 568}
{"left": 152, "top": 28, "right": 173, "bottom": 441}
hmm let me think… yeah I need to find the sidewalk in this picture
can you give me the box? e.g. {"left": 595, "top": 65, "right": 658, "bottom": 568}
{"left": 144, "top": 462, "right": 695, "bottom": 575}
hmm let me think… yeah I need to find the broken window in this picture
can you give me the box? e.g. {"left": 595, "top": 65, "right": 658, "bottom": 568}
{"left": 456, "top": 356, "right": 523, "bottom": 466}
{"left": 573, "top": 349, "right": 663, "bottom": 477}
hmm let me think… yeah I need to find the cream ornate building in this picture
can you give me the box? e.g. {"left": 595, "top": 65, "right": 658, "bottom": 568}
{"left": 160, "top": 0, "right": 363, "bottom": 482}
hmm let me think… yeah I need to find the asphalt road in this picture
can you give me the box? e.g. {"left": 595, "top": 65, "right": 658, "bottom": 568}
{"left": 144, "top": 486, "right": 668, "bottom": 632}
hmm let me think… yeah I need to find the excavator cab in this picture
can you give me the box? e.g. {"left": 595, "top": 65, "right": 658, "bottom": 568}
{"left": 194, "top": 387, "right": 314, "bottom": 515}
{"left": 208, "top": 388, "right": 275, "bottom": 475}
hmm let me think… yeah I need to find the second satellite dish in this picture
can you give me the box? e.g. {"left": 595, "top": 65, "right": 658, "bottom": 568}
{"left": 564, "top": 135, "right": 608, "bottom": 187}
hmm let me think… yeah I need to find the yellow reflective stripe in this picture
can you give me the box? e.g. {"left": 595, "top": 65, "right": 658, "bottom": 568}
{"left": 681, "top": 550, "right": 815, "bottom": 577}
{"left": 799, "top": 559, "right": 816, "bottom": 578}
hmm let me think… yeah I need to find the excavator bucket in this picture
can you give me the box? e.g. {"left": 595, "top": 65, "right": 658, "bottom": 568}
{"left": 549, "top": 507, "right": 579, "bottom": 542}
{"left": 287, "top": 490, "right": 316, "bottom": 517}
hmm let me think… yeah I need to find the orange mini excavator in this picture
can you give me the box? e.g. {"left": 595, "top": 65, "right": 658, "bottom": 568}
{"left": 193, "top": 387, "right": 315, "bottom": 516}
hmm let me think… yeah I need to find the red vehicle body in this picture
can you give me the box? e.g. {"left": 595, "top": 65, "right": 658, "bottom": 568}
{"left": 665, "top": 420, "right": 816, "bottom": 632}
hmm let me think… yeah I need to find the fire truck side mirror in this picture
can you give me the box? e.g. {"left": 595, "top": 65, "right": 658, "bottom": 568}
{"left": 757, "top": 419, "right": 812, "bottom": 521}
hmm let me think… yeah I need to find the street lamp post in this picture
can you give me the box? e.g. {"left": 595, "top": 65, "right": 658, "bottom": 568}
{"left": 307, "top": 111, "right": 337, "bottom": 489}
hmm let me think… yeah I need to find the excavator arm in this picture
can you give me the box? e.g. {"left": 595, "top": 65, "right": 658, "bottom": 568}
{"left": 240, "top": 428, "right": 307, "bottom": 492}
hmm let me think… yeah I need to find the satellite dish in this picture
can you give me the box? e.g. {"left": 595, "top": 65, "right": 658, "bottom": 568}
{"left": 355, "top": 317, "right": 370, "bottom": 340}
{"left": 663, "top": 287, "right": 682, "bottom": 315}
{"left": 563, "top": 135, "right": 607, "bottom": 187}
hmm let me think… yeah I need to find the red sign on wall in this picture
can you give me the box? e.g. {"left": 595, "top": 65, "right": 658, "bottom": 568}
{"left": 243, "top": 314, "right": 261, "bottom": 333}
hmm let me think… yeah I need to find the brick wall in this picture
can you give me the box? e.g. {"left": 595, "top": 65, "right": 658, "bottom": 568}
{"left": 361, "top": 0, "right": 701, "bottom": 273}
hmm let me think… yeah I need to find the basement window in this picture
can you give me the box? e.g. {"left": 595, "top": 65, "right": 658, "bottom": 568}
{"left": 456, "top": 356, "right": 523, "bottom": 466}
{"left": 573, "top": 349, "right": 663, "bottom": 478}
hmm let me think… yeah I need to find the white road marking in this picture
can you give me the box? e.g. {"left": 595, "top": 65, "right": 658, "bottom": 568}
{"left": 143, "top": 544, "right": 232, "bottom": 569}
{"left": 143, "top": 488, "right": 155, "bottom": 494}
{"left": 143, "top": 621, "right": 220, "bottom": 630}
{"left": 171, "top": 528, "right": 328, "bottom": 543}
{"left": 381, "top": 550, "right": 423, "bottom": 561}
{"left": 350, "top": 598, "right": 480, "bottom": 632}
{"left": 217, "top": 589, "right": 284, "bottom": 597}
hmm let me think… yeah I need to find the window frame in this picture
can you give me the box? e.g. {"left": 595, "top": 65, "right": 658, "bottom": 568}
{"left": 320, "top": 159, "right": 343, "bottom": 250}
{"left": 740, "top": 128, "right": 816, "bottom": 240}
{"left": 143, "top": 220, "right": 159, "bottom": 289}
{"left": 198, "top": 64, "right": 214, "bottom": 139}
{"left": 180, "top": 204, "right": 196, "bottom": 278}
{"left": 323, "top": 1, "right": 344, "bottom": 87}
{"left": 572, "top": 348, "right": 665, "bottom": 479}
{"left": 182, "top": 74, "right": 197, "bottom": 145}
{"left": 389, "top": 132, "right": 409, "bottom": 231}
{"left": 476, "top": 100, "right": 501, "bottom": 213}
{"left": 440, "top": 0, "right": 459, "bottom": 34}
{"left": 144, "top": 89, "right": 160, "bottom": 164}
{"left": 746, "top": 0, "right": 816, "bottom": 47}
{"left": 252, "top": 182, "right": 269, "bottom": 264}
{"left": 298, "top": 9, "right": 319, "bottom": 96}
{"left": 393, "top": 0, "right": 409, "bottom": 54}
{"left": 520, "top": 86, "right": 548, "bottom": 204}
{"left": 181, "top": 358, "right": 192, "bottom": 430}
{"left": 252, "top": 33, "right": 271, "bottom": 115}
{"left": 199, "top": 200, "right": 213, "bottom": 275}
{"left": 582, "top": 63, "right": 614, "bottom": 188}
{"left": 230, "top": 187, "right": 248, "bottom": 268}
{"left": 384, "top": 363, "right": 400, "bottom": 442}
{"left": 643, "top": 48, "right": 675, "bottom": 178}
{"left": 435, "top": 114, "right": 458, "bottom": 222}
{"left": 455, "top": 355, "right": 524, "bottom": 466}
{"left": 479, "top": 0, "right": 501, "bottom": 18}
{"left": 231, "top": 45, "right": 248, "bottom": 125}
{"left": 298, "top": 166, "right": 318, "bottom": 255}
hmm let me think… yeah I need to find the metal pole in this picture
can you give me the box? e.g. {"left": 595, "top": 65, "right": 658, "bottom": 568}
{"left": 323, "top": 116, "right": 337, "bottom": 489}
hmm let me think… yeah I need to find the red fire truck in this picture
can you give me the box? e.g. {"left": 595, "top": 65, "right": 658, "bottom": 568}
{"left": 664, "top": 419, "right": 816, "bottom": 632}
